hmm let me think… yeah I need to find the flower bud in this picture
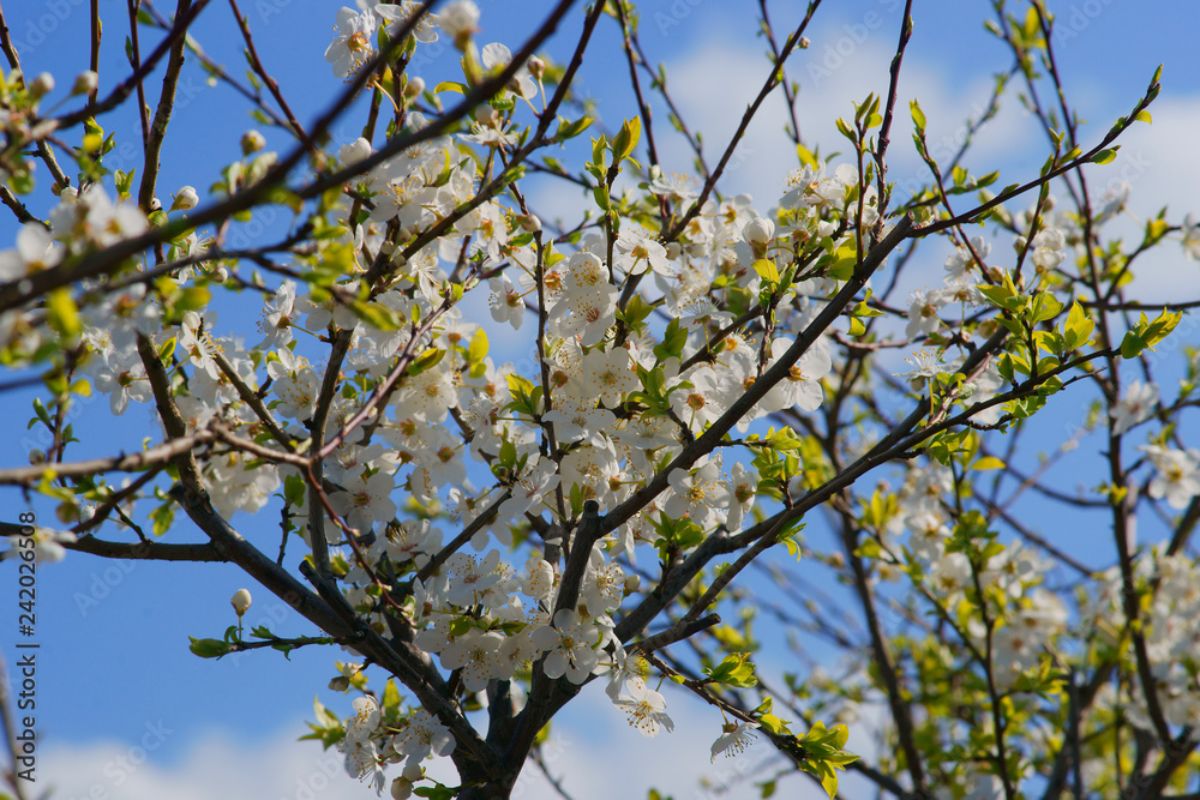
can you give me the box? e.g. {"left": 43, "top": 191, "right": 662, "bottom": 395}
{"left": 742, "top": 217, "right": 775, "bottom": 248}
{"left": 55, "top": 498, "right": 81, "bottom": 523}
{"left": 623, "top": 573, "right": 640, "bottom": 595}
{"left": 231, "top": 588, "right": 252, "bottom": 617}
{"left": 404, "top": 76, "right": 425, "bottom": 101}
{"left": 170, "top": 185, "right": 199, "bottom": 211}
{"left": 338, "top": 137, "right": 372, "bottom": 165}
{"left": 518, "top": 213, "right": 541, "bottom": 233}
{"left": 71, "top": 70, "right": 98, "bottom": 96}
{"left": 440, "top": 0, "right": 480, "bottom": 50}
{"left": 29, "top": 72, "right": 55, "bottom": 99}
{"left": 240, "top": 129, "right": 266, "bottom": 155}
{"left": 391, "top": 778, "right": 413, "bottom": 800}
{"left": 475, "top": 105, "right": 500, "bottom": 126}
{"left": 528, "top": 56, "right": 546, "bottom": 80}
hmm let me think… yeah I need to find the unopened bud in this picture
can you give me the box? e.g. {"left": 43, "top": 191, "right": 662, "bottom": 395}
{"left": 528, "top": 56, "right": 546, "bottom": 80}
{"left": 240, "top": 129, "right": 266, "bottom": 155}
{"left": 56, "top": 502, "right": 79, "bottom": 524}
{"left": 170, "top": 185, "right": 199, "bottom": 211}
{"left": 29, "top": 72, "right": 55, "bottom": 99}
{"left": 475, "top": 105, "right": 500, "bottom": 126}
{"left": 338, "top": 137, "right": 372, "bottom": 165}
{"left": 391, "top": 778, "right": 414, "bottom": 800}
{"left": 440, "top": 0, "right": 480, "bottom": 50}
{"left": 231, "top": 588, "right": 252, "bottom": 616}
{"left": 71, "top": 70, "right": 98, "bottom": 96}
{"left": 742, "top": 217, "right": 775, "bottom": 248}
{"left": 404, "top": 76, "right": 425, "bottom": 100}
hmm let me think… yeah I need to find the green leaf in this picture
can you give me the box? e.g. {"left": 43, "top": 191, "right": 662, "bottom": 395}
{"left": 150, "top": 501, "right": 175, "bottom": 536}
{"left": 1029, "top": 292, "right": 1064, "bottom": 323}
{"left": 612, "top": 116, "right": 642, "bottom": 162}
{"left": 176, "top": 285, "right": 211, "bottom": 312}
{"left": 1119, "top": 330, "right": 1146, "bottom": 359}
{"left": 835, "top": 117, "right": 855, "bottom": 143}
{"left": 1120, "top": 308, "right": 1181, "bottom": 358}
{"left": 407, "top": 347, "right": 445, "bottom": 376}
{"left": 188, "top": 637, "right": 232, "bottom": 659}
{"left": 826, "top": 244, "right": 858, "bottom": 281}
{"left": 705, "top": 654, "right": 758, "bottom": 688}
{"left": 653, "top": 319, "right": 688, "bottom": 362}
{"left": 555, "top": 115, "right": 593, "bottom": 141}
{"left": 351, "top": 300, "right": 400, "bottom": 331}
{"left": 909, "top": 99, "right": 927, "bottom": 132}
{"left": 618, "top": 294, "right": 655, "bottom": 333}
{"left": 283, "top": 474, "right": 306, "bottom": 507}
{"left": 1063, "top": 301, "right": 1094, "bottom": 350}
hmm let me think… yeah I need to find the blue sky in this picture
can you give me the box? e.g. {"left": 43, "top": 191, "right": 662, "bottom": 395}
{"left": 2, "top": 1, "right": 1199, "bottom": 798}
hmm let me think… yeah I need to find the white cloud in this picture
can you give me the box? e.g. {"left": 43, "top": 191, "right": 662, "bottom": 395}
{"left": 1096, "top": 94, "right": 1200, "bottom": 299}
{"left": 41, "top": 685, "right": 839, "bottom": 800}
{"left": 658, "top": 32, "right": 1032, "bottom": 209}
{"left": 44, "top": 721, "right": 357, "bottom": 800}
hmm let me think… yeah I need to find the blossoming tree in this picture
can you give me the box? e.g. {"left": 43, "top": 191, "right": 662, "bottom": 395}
{"left": 1, "top": 0, "right": 1198, "bottom": 798}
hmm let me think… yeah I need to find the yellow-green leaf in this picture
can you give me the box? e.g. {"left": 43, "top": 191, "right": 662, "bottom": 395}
{"left": 47, "top": 289, "right": 81, "bottom": 339}
{"left": 910, "top": 99, "right": 927, "bottom": 132}
{"left": 753, "top": 258, "right": 780, "bottom": 284}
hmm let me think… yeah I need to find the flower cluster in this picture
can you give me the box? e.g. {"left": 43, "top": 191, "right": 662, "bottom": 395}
{"left": 2, "top": 1, "right": 1196, "bottom": 798}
